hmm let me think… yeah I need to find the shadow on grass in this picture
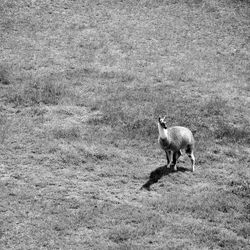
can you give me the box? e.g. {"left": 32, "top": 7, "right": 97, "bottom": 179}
{"left": 141, "top": 165, "right": 189, "bottom": 191}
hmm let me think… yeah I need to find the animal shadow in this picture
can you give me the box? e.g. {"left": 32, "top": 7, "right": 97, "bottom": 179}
{"left": 141, "top": 165, "right": 189, "bottom": 191}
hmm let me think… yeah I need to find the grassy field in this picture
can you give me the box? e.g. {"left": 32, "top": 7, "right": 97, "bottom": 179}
{"left": 0, "top": 0, "right": 250, "bottom": 249}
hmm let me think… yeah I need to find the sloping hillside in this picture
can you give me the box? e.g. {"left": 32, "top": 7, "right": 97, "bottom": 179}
{"left": 0, "top": 0, "right": 249, "bottom": 249}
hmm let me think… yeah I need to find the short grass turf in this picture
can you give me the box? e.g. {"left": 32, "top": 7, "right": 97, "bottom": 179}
{"left": 0, "top": 0, "right": 250, "bottom": 249}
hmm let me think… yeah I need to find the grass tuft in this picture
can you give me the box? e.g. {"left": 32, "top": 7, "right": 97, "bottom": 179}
{"left": 58, "top": 144, "right": 84, "bottom": 165}
{"left": 108, "top": 224, "right": 136, "bottom": 244}
{"left": 51, "top": 125, "right": 81, "bottom": 141}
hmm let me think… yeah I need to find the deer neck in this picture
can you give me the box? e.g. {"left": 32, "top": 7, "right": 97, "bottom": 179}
{"left": 158, "top": 122, "right": 168, "bottom": 139}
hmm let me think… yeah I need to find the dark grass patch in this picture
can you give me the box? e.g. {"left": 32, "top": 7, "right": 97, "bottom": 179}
{"left": 49, "top": 142, "right": 113, "bottom": 166}
{"left": 150, "top": 188, "right": 245, "bottom": 222}
{"left": 108, "top": 224, "right": 136, "bottom": 244}
{"left": 229, "top": 179, "right": 250, "bottom": 199}
{"left": 0, "top": 67, "right": 11, "bottom": 85}
{"left": 198, "top": 96, "right": 250, "bottom": 144}
{"left": 107, "top": 206, "right": 166, "bottom": 243}
{"left": 66, "top": 67, "right": 136, "bottom": 84}
{"left": 0, "top": 111, "right": 10, "bottom": 143}
{"left": 191, "top": 191, "right": 245, "bottom": 219}
{"left": 99, "top": 71, "right": 136, "bottom": 83}
{"left": 193, "top": 225, "right": 248, "bottom": 250}
{"left": 89, "top": 91, "right": 248, "bottom": 148}
{"left": 87, "top": 86, "right": 206, "bottom": 142}
{"left": 88, "top": 107, "right": 158, "bottom": 141}
{"left": 215, "top": 121, "right": 250, "bottom": 144}
{"left": 83, "top": 149, "right": 111, "bottom": 162}
{"left": 49, "top": 144, "right": 83, "bottom": 165}
{"left": 4, "top": 80, "right": 77, "bottom": 106}
{"left": 200, "top": 96, "right": 230, "bottom": 117}
{"left": 237, "top": 224, "right": 250, "bottom": 239}
{"left": 51, "top": 125, "right": 82, "bottom": 141}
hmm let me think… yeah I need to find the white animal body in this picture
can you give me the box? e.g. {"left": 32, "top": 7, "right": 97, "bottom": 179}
{"left": 158, "top": 116, "right": 195, "bottom": 172}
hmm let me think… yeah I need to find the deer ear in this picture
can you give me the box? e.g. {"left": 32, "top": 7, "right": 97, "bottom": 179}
{"left": 163, "top": 116, "right": 167, "bottom": 122}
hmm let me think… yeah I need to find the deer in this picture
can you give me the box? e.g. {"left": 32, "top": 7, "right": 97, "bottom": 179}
{"left": 158, "top": 116, "right": 195, "bottom": 172}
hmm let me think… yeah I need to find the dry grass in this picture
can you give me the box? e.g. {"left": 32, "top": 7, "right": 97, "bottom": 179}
{"left": 0, "top": 0, "right": 249, "bottom": 249}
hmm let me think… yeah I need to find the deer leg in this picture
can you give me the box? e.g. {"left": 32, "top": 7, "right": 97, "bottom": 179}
{"left": 165, "top": 150, "right": 172, "bottom": 168}
{"left": 172, "top": 150, "right": 181, "bottom": 171}
{"left": 186, "top": 146, "right": 195, "bottom": 172}
{"left": 189, "top": 152, "right": 195, "bottom": 172}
